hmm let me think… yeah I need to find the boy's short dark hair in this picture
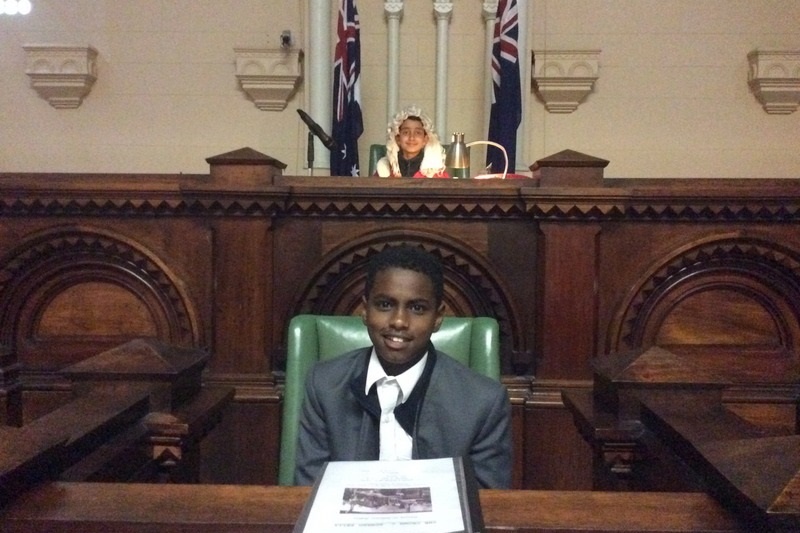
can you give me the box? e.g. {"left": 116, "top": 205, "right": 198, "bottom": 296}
{"left": 365, "top": 245, "right": 444, "bottom": 304}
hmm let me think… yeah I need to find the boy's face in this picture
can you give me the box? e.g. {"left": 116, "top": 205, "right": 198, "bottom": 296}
{"left": 362, "top": 267, "right": 445, "bottom": 365}
{"left": 395, "top": 118, "right": 428, "bottom": 160}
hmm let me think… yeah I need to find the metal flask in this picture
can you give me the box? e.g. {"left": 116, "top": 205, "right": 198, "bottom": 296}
{"left": 445, "top": 132, "right": 470, "bottom": 179}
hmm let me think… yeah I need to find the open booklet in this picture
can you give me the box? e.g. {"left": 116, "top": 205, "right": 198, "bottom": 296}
{"left": 293, "top": 457, "right": 484, "bottom": 533}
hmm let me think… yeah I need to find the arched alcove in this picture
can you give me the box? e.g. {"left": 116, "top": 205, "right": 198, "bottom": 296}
{"left": 608, "top": 237, "right": 800, "bottom": 377}
{"left": 286, "top": 229, "right": 522, "bottom": 374}
{"left": 0, "top": 225, "right": 201, "bottom": 372}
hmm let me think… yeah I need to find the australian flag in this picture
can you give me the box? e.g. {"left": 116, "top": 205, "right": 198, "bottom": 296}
{"left": 486, "top": 0, "right": 521, "bottom": 173}
{"left": 331, "top": 0, "right": 364, "bottom": 176}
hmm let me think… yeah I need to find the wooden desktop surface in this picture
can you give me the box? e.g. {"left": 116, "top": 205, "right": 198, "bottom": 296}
{"left": 0, "top": 482, "right": 746, "bottom": 532}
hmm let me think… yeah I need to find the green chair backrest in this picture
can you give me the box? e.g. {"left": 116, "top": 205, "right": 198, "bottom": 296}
{"left": 368, "top": 144, "right": 386, "bottom": 176}
{"left": 278, "top": 314, "right": 500, "bottom": 485}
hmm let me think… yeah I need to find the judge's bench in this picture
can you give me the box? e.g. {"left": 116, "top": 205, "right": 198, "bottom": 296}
{"left": 1, "top": 147, "right": 799, "bottom": 531}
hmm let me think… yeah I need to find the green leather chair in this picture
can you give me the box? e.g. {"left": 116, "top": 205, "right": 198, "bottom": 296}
{"left": 278, "top": 314, "right": 500, "bottom": 485}
{"left": 368, "top": 144, "right": 386, "bottom": 175}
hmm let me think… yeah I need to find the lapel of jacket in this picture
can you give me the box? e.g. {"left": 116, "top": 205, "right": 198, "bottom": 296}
{"left": 349, "top": 348, "right": 380, "bottom": 460}
{"left": 394, "top": 342, "right": 437, "bottom": 437}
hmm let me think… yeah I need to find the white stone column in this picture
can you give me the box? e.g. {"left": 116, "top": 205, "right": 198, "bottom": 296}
{"left": 385, "top": 1, "right": 404, "bottom": 123}
{"left": 515, "top": 0, "right": 528, "bottom": 171}
{"left": 482, "top": 1, "right": 498, "bottom": 130}
{"left": 433, "top": 0, "right": 453, "bottom": 138}
{"left": 309, "top": 0, "right": 332, "bottom": 168}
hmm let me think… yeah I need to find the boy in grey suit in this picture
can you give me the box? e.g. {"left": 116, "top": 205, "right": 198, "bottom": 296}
{"left": 295, "top": 245, "right": 512, "bottom": 488}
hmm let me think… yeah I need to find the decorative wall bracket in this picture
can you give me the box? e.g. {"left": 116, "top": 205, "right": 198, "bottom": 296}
{"left": 234, "top": 48, "right": 303, "bottom": 111}
{"left": 23, "top": 44, "right": 98, "bottom": 109}
{"left": 532, "top": 49, "right": 600, "bottom": 113}
{"left": 747, "top": 50, "right": 800, "bottom": 115}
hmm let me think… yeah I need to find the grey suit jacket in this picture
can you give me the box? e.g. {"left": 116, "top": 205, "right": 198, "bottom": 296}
{"left": 295, "top": 344, "right": 512, "bottom": 488}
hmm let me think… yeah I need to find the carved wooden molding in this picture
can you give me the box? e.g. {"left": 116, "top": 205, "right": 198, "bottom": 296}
{"left": 611, "top": 237, "right": 800, "bottom": 356}
{"left": 280, "top": 182, "right": 528, "bottom": 219}
{"left": 295, "top": 235, "right": 511, "bottom": 316}
{"left": 2, "top": 174, "right": 800, "bottom": 222}
{"left": 288, "top": 231, "right": 522, "bottom": 372}
{"left": 522, "top": 183, "right": 800, "bottom": 221}
{"left": 0, "top": 226, "right": 200, "bottom": 364}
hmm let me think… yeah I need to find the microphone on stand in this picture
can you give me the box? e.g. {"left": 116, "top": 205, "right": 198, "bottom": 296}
{"left": 305, "top": 132, "right": 314, "bottom": 176}
{"left": 297, "top": 109, "right": 337, "bottom": 151}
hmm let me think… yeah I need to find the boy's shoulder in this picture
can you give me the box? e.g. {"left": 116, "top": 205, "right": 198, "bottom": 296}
{"left": 313, "top": 347, "right": 369, "bottom": 373}
{"left": 433, "top": 348, "right": 502, "bottom": 390}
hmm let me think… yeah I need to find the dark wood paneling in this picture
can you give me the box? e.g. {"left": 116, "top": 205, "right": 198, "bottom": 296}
{"left": 211, "top": 218, "right": 273, "bottom": 374}
{"left": 538, "top": 222, "right": 600, "bottom": 380}
{"left": 200, "top": 399, "right": 281, "bottom": 485}
{"left": 1, "top": 156, "right": 799, "bottom": 491}
{"left": 524, "top": 392, "right": 594, "bottom": 490}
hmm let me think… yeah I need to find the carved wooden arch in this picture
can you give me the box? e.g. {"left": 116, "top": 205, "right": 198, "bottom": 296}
{"left": 0, "top": 225, "right": 200, "bottom": 370}
{"left": 608, "top": 235, "right": 800, "bottom": 357}
{"left": 289, "top": 229, "right": 521, "bottom": 372}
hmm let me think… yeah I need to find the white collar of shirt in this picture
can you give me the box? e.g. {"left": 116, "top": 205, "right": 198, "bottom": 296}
{"left": 365, "top": 348, "right": 428, "bottom": 402}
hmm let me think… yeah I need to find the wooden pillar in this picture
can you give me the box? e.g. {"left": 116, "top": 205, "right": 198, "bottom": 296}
{"left": 537, "top": 221, "right": 600, "bottom": 379}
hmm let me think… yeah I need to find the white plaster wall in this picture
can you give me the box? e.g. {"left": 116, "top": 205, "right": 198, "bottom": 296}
{"left": 529, "top": 0, "right": 800, "bottom": 178}
{"left": 1, "top": 0, "right": 798, "bottom": 178}
{"left": 0, "top": 0, "right": 305, "bottom": 174}
{"left": 358, "top": 1, "right": 488, "bottom": 174}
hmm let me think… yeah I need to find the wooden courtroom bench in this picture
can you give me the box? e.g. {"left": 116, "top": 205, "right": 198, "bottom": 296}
{"left": 1, "top": 339, "right": 234, "bottom": 503}
{"left": 0, "top": 482, "right": 745, "bottom": 533}
{"left": 564, "top": 345, "right": 800, "bottom": 532}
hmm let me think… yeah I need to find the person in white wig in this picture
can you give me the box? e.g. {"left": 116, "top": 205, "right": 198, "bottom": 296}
{"left": 375, "top": 105, "right": 449, "bottom": 178}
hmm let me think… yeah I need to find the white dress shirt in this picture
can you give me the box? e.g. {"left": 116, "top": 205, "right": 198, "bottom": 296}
{"left": 364, "top": 349, "right": 427, "bottom": 461}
